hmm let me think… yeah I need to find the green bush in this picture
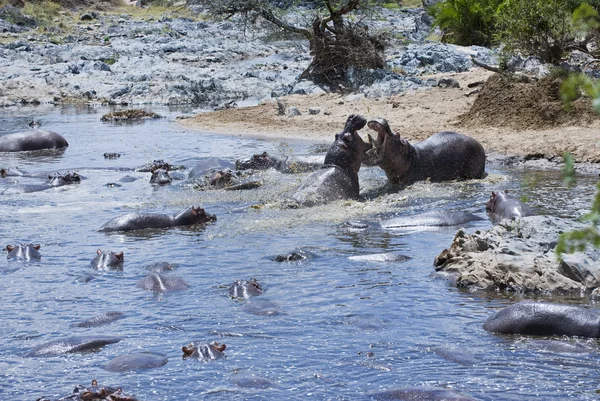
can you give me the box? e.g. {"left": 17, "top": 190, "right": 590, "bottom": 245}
{"left": 495, "top": 0, "right": 575, "bottom": 64}
{"left": 429, "top": 0, "right": 504, "bottom": 46}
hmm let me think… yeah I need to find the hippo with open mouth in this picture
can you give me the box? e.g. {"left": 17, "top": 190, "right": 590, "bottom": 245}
{"left": 364, "top": 118, "right": 485, "bottom": 185}
{"left": 0, "top": 129, "right": 68, "bottom": 152}
{"left": 291, "top": 114, "right": 370, "bottom": 206}
{"left": 98, "top": 205, "right": 216, "bottom": 232}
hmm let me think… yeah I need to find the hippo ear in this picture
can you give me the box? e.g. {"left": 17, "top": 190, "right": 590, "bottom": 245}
{"left": 33, "top": 244, "right": 41, "bottom": 250}
{"left": 6, "top": 245, "right": 14, "bottom": 252}
{"left": 0, "top": 169, "right": 6, "bottom": 178}
{"left": 115, "top": 252, "right": 124, "bottom": 261}
{"left": 182, "top": 345, "right": 194, "bottom": 356}
{"left": 97, "top": 249, "right": 102, "bottom": 255}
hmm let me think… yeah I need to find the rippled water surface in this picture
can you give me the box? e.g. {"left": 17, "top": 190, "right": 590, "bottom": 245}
{"left": 1, "top": 106, "right": 599, "bottom": 401}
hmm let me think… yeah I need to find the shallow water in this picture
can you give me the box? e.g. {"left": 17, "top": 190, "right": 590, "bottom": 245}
{"left": 1, "top": 105, "right": 599, "bottom": 401}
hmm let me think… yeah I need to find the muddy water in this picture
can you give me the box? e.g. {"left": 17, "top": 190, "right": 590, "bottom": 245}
{"left": 0, "top": 105, "right": 599, "bottom": 401}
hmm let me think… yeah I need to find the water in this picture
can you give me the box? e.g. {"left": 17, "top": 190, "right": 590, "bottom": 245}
{"left": 0, "top": 105, "right": 599, "bottom": 400}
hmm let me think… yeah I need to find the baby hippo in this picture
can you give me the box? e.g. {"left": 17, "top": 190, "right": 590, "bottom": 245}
{"left": 229, "top": 278, "right": 263, "bottom": 299}
{"left": 90, "top": 249, "right": 124, "bottom": 270}
{"left": 182, "top": 341, "right": 226, "bottom": 361}
{"left": 486, "top": 190, "right": 535, "bottom": 221}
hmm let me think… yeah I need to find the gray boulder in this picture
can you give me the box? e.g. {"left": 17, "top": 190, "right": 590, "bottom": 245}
{"left": 434, "top": 216, "right": 600, "bottom": 295}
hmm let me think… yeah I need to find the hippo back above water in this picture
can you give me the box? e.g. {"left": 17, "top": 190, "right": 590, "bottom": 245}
{"left": 486, "top": 190, "right": 535, "bottom": 221}
{"left": 0, "top": 130, "right": 68, "bottom": 152}
{"left": 365, "top": 118, "right": 485, "bottom": 185}
{"left": 99, "top": 205, "right": 216, "bottom": 232}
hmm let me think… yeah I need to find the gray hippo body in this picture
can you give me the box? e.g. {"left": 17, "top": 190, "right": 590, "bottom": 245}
{"left": 291, "top": 114, "right": 370, "bottom": 206}
{"left": 104, "top": 352, "right": 168, "bottom": 372}
{"left": 187, "top": 157, "right": 235, "bottom": 180}
{"left": 483, "top": 301, "right": 600, "bottom": 337}
{"left": 486, "top": 190, "right": 535, "bottom": 221}
{"left": 381, "top": 211, "right": 483, "bottom": 229}
{"left": 25, "top": 336, "right": 121, "bottom": 357}
{"left": 365, "top": 118, "right": 485, "bottom": 185}
{"left": 90, "top": 249, "right": 124, "bottom": 270}
{"left": 72, "top": 311, "right": 125, "bottom": 328}
{"left": 229, "top": 278, "right": 263, "bottom": 299}
{"left": 99, "top": 205, "right": 216, "bottom": 232}
{"left": 368, "top": 387, "right": 479, "bottom": 400}
{"left": 182, "top": 341, "right": 226, "bottom": 360}
{"left": 136, "top": 273, "right": 189, "bottom": 292}
{"left": 236, "top": 152, "right": 321, "bottom": 174}
{"left": 6, "top": 244, "right": 41, "bottom": 261}
{"left": 0, "top": 130, "right": 68, "bottom": 152}
{"left": 1, "top": 172, "right": 80, "bottom": 195}
{"left": 136, "top": 159, "right": 185, "bottom": 173}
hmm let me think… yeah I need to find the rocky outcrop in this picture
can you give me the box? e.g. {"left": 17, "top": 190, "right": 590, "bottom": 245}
{"left": 434, "top": 216, "right": 600, "bottom": 296}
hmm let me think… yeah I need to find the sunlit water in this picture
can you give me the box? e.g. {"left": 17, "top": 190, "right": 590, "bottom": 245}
{"left": 0, "top": 105, "right": 599, "bottom": 401}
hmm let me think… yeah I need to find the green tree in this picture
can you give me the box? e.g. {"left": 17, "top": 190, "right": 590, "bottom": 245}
{"left": 189, "top": 0, "right": 387, "bottom": 90}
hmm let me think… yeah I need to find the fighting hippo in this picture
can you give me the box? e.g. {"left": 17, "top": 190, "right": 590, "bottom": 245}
{"left": 25, "top": 336, "right": 121, "bottom": 357}
{"left": 90, "top": 249, "right": 124, "bottom": 270}
{"left": 236, "top": 152, "right": 321, "bottom": 174}
{"left": 98, "top": 205, "right": 216, "bottom": 232}
{"left": 365, "top": 118, "right": 485, "bottom": 185}
{"left": 0, "top": 129, "right": 68, "bottom": 152}
{"left": 103, "top": 352, "right": 168, "bottom": 372}
{"left": 71, "top": 311, "right": 125, "bottom": 328}
{"left": 182, "top": 341, "right": 227, "bottom": 360}
{"left": 486, "top": 190, "right": 535, "bottom": 221}
{"left": 6, "top": 244, "right": 41, "bottom": 261}
{"left": 136, "top": 273, "right": 189, "bottom": 292}
{"left": 483, "top": 301, "right": 600, "bottom": 338}
{"left": 380, "top": 210, "right": 484, "bottom": 229}
{"left": 37, "top": 380, "right": 139, "bottom": 401}
{"left": 291, "top": 114, "right": 370, "bottom": 206}
{"left": 229, "top": 278, "right": 263, "bottom": 299}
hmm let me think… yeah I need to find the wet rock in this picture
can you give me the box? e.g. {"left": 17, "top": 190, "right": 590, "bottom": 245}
{"left": 434, "top": 216, "right": 600, "bottom": 295}
{"left": 100, "top": 109, "right": 161, "bottom": 122}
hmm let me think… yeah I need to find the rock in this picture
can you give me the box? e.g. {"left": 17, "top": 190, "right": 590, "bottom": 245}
{"left": 287, "top": 106, "right": 301, "bottom": 117}
{"left": 434, "top": 216, "right": 600, "bottom": 295}
{"left": 438, "top": 77, "right": 460, "bottom": 88}
{"left": 308, "top": 107, "right": 320, "bottom": 115}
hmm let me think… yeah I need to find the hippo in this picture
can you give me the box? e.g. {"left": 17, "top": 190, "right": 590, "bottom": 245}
{"left": 25, "top": 336, "right": 121, "bottom": 357}
{"left": 241, "top": 299, "right": 282, "bottom": 316}
{"left": 368, "top": 387, "right": 480, "bottom": 400}
{"left": 0, "top": 129, "right": 68, "bottom": 152}
{"left": 103, "top": 152, "right": 121, "bottom": 159}
{"left": 291, "top": 114, "right": 370, "bottom": 206}
{"left": 182, "top": 341, "right": 227, "bottom": 360}
{"left": 364, "top": 118, "right": 485, "bottom": 185}
{"left": 236, "top": 152, "right": 321, "bottom": 174}
{"left": 1, "top": 172, "right": 80, "bottom": 195}
{"left": 190, "top": 168, "right": 261, "bottom": 191}
{"left": 6, "top": 244, "right": 41, "bottom": 261}
{"left": 103, "top": 352, "right": 168, "bottom": 372}
{"left": 380, "top": 211, "right": 484, "bottom": 229}
{"left": 229, "top": 278, "right": 263, "bottom": 299}
{"left": 486, "top": 190, "right": 535, "bottom": 221}
{"left": 136, "top": 159, "right": 185, "bottom": 172}
{"left": 48, "top": 172, "right": 81, "bottom": 186}
{"left": 37, "top": 380, "right": 139, "bottom": 401}
{"left": 98, "top": 205, "right": 216, "bottom": 232}
{"left": 71, "top": 311, "right": 125, "bottom": 328}
{"left": 136, "top": 273, "right": 189, "bottom": 292}
{"left": 150, "top": 169, "right": 172, "bottom": 185}
{"left": 187, "top": 157, "right": 235, "bottom": 180}
{"left": 0, "top": 167, "right": 31, "bottom": 177}
{"left": 483, "top": 301, "right": 600, "bottom": 338}
{"left": 90, "top": 249, "right": 124, "bottom": 270}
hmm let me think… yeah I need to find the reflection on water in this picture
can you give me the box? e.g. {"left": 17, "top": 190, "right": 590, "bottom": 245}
{"left": 0, "top": 105, "right": 599, "bottom": 400}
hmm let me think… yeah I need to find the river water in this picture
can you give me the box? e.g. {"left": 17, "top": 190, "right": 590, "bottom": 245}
{"left": 0, "top": 105, "right": 599, "bottom": 401}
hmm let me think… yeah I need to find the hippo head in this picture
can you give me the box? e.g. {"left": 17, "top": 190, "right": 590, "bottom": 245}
{"left": 150, "top": 169, "right": 172, "bottom": 185}
{"left": 6, "top": 243, "right": 41, "bottom": 261}
{"left": 48, "top": 172, "right": 81, "bottom": 186}
{"left": 174, "top": 206, "right": 217, "bottom": 225}
{"left": 182, "top": 341, "right": 226, "bottom": 360}
{"left": 235, "top": 152, "right": 279, "bottom": 170}
{"left": 209, "top": 169, "right": 234, "bottom": 188}
{"left": 486, "top": 190, "right": 510, "bottom": 212}
{"left": 324, "top": 114, "right": 370, "bottom": 174}
{"left": 92, "top": 249, "right": 124, "bottom": 268}
{"left": 365, "top": 118, "right": 412, "bottom": 180}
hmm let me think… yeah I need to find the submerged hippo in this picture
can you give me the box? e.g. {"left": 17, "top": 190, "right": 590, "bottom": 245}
{"left": 483, "top": 301, "right": 600, "bottom": 338}
{"left": 0, "top": 167, "right": 31, "bottom": 177}
{"left": 25, "top": 336, "right": 121, "bottom": 357}
{"left": 380, "top": 210, "right": 483, "bottom": 229}
{"left": 365, "top": 118, "right": 485, "bottom": 185}
{"left": 291, "top": 114, "right": 370, "bottom": 206}
{"left": 136, "top": 273, "right": 189, "bottom": 292}
{"left": 104, "top": 352, "right": 168, "bottom": 372}
{"left": 236, "top": 152, "right": 321, "bottom": 174}
{"left": 6, "top": 244, "right": 41, "bottom": 261}
{"left": 229, "top": 278, "right": 263, "bottom": 299}
{"left": 37, "top": 380, "right": 139, "bottom": 401}
{"left": 368, "top": 387, "right": 479, "bottom": 400}
{"left": 182, "top": 341, "right": 227, "bottom": 360}
{"left": 98, "top": 205, "right": 216, "bottom": 232}
{"left": 150, "top": 169, "right": 172, "bottom": 185}
{"left": 71, "top": 311, "right": 125, "bottom": 328}
{"left": 1, "top": 172, "right": 80, "bottom": 195}
{"left": 90, "top": 249, "right": 124, "bottom": 270}
{"left": 0, "top": 129, "right": 68, "bottom": 152}
{"left": 486, "top": 190, "right": 535, "bottom": 221}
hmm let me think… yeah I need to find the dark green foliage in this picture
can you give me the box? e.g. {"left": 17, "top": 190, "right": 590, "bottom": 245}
{"left": 429, "top": 0, "right": 504, "bottom": 46}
